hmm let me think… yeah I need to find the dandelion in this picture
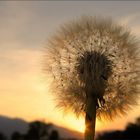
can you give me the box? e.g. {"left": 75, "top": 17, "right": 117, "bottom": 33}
{"left": 44, "top": 16, "right": 140, "bottom": 140}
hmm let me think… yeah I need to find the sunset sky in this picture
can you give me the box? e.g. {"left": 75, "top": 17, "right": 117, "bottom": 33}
{"left": 0, "top": 1, "right": 140, "bottom": 133}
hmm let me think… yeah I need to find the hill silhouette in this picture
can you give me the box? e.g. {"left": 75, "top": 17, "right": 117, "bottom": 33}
{"left": 0, "top": 115, "right": 28, "bottom": 139}
{"left": 0, "top": 115, "right": 83, "bottom": 140}
{"left": 0, "top": 115, "right": 140, "bottom": 140}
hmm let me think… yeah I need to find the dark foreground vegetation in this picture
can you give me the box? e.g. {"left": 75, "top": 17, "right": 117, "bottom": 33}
{"left": 97, "top": 117, "right": 140, "bottom": 140}
{"left": 0, "top": 120, "right": 81, "bottom": 140}
{"left": 0, "top": 116, "right": 140, "bottom": 140}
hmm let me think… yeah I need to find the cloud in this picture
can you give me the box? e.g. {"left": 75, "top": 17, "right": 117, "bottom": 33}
{"left": 1, "top": 1, "right": 140, "bottom": 52}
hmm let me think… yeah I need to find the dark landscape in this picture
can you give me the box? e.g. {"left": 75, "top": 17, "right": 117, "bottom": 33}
{"left": 0, "top": 115, "right": 83, "bottom": 140}
{"left": 0, "top": 115, "right": 140, "bottom": 140}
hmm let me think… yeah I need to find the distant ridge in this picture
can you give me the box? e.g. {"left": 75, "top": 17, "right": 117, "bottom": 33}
{"left": 0, "top": 115, "right": 28, "bottom": 139}
{"left": 51, "top": 123, "right": 83, "bottom": 139}
{"left": 0, "top": 115, "right": 83, "bottom": 139}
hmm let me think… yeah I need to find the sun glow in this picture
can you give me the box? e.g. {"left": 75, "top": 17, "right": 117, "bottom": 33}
{"left": 29, "top": 75, "right": 105, "bottom": 134}
{"left": 35, "top": 81, "right": 85, "bottom": 133}
{"left": 0, "top": 46, "right": 121, "bottom": 134}
{"left": 63, "top": 114, "right": 85, "bottom": 133}
{"left": 60, "top": 113, "right": 102, "bottom": 133}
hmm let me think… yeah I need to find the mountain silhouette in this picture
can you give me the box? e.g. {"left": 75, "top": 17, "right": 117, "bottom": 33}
{"left": 0, "top": 115, "right": 28, "bottom": 139}
{"left": 0, "top": 115, "right": 83, "bottom": 139}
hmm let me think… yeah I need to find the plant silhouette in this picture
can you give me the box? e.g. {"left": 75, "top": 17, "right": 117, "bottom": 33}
{"left": 25, "top": 121, "right": 52, "bottom": 140}
{"left": 49, "top": 130, "right": 60, "bottom": 140}
{"left": 44, "top": 16, "right": 140, "bottom": 140}
{"left": 0, "top": 132, "right": 7, "bottom": 140}
{"left": 96, "top": 116, "right": 140, "bottom": 140}
{"left": 10, "top": 121, "right": 56, "bottom": 140}
{"left": 11, "top": 131, "right": 21, "bottom": 140}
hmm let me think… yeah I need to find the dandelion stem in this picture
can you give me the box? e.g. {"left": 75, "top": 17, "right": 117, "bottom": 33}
{"left": 85, "top": 97, "right": 97, "bottom": 140}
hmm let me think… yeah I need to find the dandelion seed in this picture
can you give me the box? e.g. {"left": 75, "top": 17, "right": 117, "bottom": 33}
{"left": 44, "top": 16, "right": 140, "bottom": 140}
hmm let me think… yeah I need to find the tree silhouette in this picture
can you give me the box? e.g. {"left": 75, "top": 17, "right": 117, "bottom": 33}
{"left": 11, "top": 131, "right": 21, "bottom": 140}
{"left": 49, "top": 130, "right": 60, "bottom": 140}
{"left": 10, "top": 121, "right": 61, "bottom": 140}
{"left": 44, "top": 16, "right": 140, "bottom": 140}
{"left": 124, "top": 117, "right": 140, "bottom": 139}
{"left": 96, "top": 130, "right": 122, "bottom": 140}
{"left": 96, "top": 116, "right": 140, "bottom": 140}
{"left": 24, "top": 121, "right": 52, "bottom": 140}
{"left": 0, "top": 132, "right": 7, "bottom": 140}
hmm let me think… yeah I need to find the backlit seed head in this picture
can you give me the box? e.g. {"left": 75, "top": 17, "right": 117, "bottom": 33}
{"left": 44, "top": 16, "right": 140, "bottom": 120}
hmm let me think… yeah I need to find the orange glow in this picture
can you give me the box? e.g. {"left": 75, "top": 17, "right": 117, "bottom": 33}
{"left": 0, "top": 2, "right": 140, "bottom": 135}
{"left": 0, "top": 41, "right": 140, "bottom": 133}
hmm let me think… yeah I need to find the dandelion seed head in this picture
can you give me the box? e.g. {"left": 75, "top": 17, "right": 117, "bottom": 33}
{"left": 44, "top": 16, "right": 140, "bottom": 120}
